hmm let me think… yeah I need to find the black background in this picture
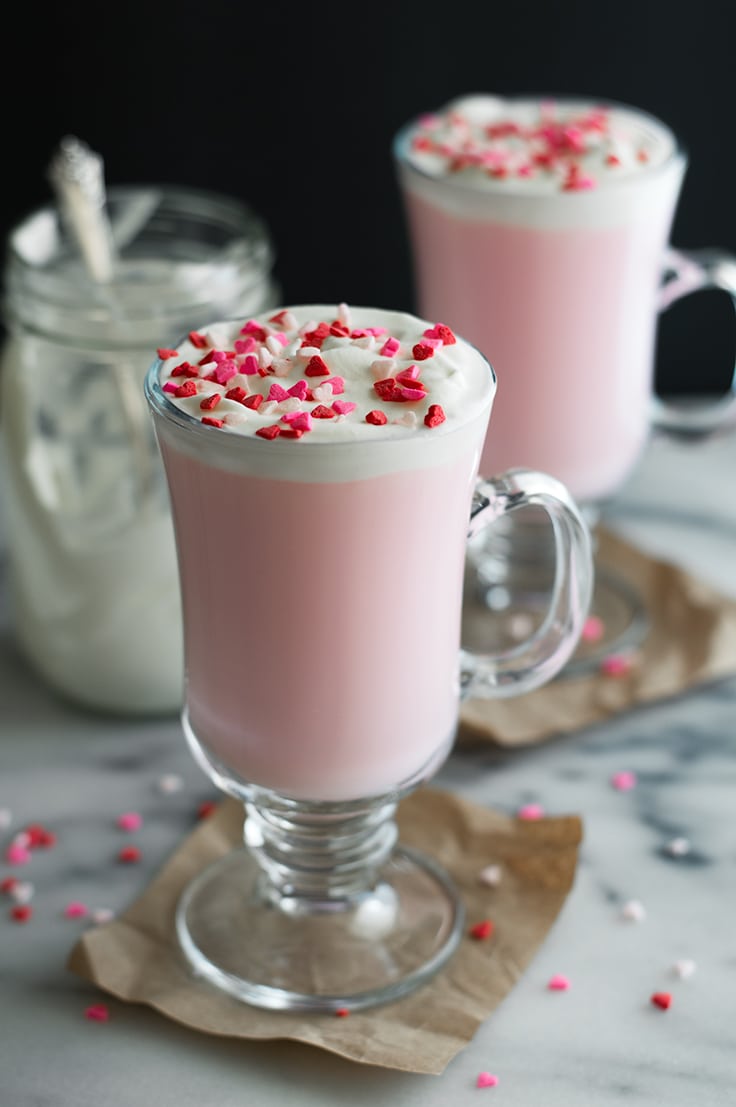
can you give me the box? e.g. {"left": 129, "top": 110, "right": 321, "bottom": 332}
{"left": 4, "top": 0, "right": 736, "bottom": 395}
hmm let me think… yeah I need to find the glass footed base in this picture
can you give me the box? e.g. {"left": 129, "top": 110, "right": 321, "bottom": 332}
{"left": 176, "top": 844, "right": 464, "bottom": 1013}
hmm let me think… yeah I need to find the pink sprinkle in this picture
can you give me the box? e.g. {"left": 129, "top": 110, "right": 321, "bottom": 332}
{"left": 517, "top": 804, "right": 544, "bottom": 821}
{"left": 281, "top": 412, "right": 313, "bottom": 432}
{"left": 267, "top": 383, "right": 290, "bottom": 403}
{"left": 610, "top": 771, "right": 637, "bottom": 792}
{"left": 399, "top": 387, "right": 426, "bottom": 402}
{"left": 547, "top": 974, "right": 571, "bottom": 991}
{"left": 64, "top": 901, "right": 89, "bottom": 919}
{"left": 234, "top": 337, "right": 257, "bottom": 355}
{"left": 380, "top": 336, "right": 401, "bottom": 357}
{"left": 85, "top": 1004, "right": 110, "bottom": 1022}
{"left": 365, "top": 326, "right": 388, "bottom": 337}
{"left": 241, "top": 354, "right": 260, "bottom": 375}
{"left": 5, "top": 844, "right": 32, "bottom": 866}
{"left": 116, "top": 811, "right": 143, "bottom": 832}
{"left": 287, "top": 380, "right": 309, "bottom": 400}
{"left": 396, "top": 365, "right": 420, "bottom": 383}
{"left": 325, "top": 376, "right": 345, "bottom": 395}
{"left": 332, "top": 401, "right": 356, "bottom": 415}
{"left": 600, "top": 654, "right": 634, "bottom": 677}
{"left": 210, "top": 350, "right": 228, "bottom": 363}
{"left": 581, "top": 614, "right": 605, "bottom": 642}
{"left": 162, "top": 382, "right": 179, "bottom": 394}
{"left": 91, "top": 907, "right": 115, "bottom": 925}
{"left": 476, "top": 1072, "right": 499, "bottom": 1088}
{"left": 214, "top": 361, "right": 237, "bottom": 385}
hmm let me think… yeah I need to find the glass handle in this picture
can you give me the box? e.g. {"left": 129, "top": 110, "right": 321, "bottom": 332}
{"left": 460, "top": 468, "right": 594, "bottom": 699}
{"left": 652, "top": 247, "right": 736, "bottom": 439}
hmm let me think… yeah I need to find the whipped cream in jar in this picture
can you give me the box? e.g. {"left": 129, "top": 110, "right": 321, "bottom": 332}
{"left": 0, "top": 185, "right": 279, "bottom": 715}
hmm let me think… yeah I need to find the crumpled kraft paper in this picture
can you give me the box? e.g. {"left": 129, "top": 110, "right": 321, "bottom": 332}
{"left": 68, "top": 788, "right": 582, "bottom": 1075}
{"left": 459, "top": 527, "right": 736, "bottom": 747}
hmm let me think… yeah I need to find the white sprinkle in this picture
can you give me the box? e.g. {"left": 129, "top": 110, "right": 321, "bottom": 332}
{"left": 337, "top": 302, "right": 352, "bottom": 327}
{"left": 371, "top": 358, "right": 394, "bottom": 379}
{"left": 259, "top": 401, "right": 278, "bottom": 417}
{"left": 266, "top": 335, "right": 285, "bottom": 356}
{"left": 277, "top": 397, "right": 302, "bottom": 414}
{"left": 258, "top": 346, "right": 273, "bottom": 369}
{"left": 91, "top": 907, "right": 115, "bottom": 925}
{"left": 353, "top": 335, "right": 376, "bottom": 350}
{"left": 298, "top": 320, "right": 318, "bottom": 336}
{"left": 672, "top": 959, "right": 696, "bottom": 979}
{"left": 392, "top": 411, "right": 418, "bottom": 428}
{"left": 12, "top": 831, "right": 31, "bottom": 850}
{"left": 270, "top": 357, "right": 293, "bottom": 378}
{"left": 296, "top": 345, "right": 320, "bottom": 359}
{"left": 507, "top": 613, "right": 535, "bottom": 640}
{"left": 0, "top": 808, "right": 12, "bottom": 829}
{"left": 621, "top": 899, "right": 646, "bottom": 922}
{"left": 478, "top": 864, "right": 503, "bottom": 887}
{"left": 280, "top": 310, "right": 298, "bottom": 331}
{"left": 666, "top": 837, "right": 691, "bottom": 857}
{"left": 10, "top": 881, "right": 34, "bottom": 904}
{"left": 157, "top": 774, "right": 184, "bottom": 795}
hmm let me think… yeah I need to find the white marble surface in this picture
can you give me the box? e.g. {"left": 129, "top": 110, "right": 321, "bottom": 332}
{"left": 1, "top": 431, "right": 735, "bottom": 1106}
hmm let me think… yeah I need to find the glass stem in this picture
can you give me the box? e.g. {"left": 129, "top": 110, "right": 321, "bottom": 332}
{"left": 243, "top": 797, "right": 399, "bottom": 910}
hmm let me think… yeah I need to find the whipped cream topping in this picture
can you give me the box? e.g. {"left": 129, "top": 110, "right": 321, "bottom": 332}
{"left": 402, "top": 95, "right": 677, "bottom": 193}
{"left": 155, "top": 304, "right": 493, "bottom": 444}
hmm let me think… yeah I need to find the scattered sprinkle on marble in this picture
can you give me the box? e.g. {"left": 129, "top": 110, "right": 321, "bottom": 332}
{"left": 547, "top": 974, "right": 571, "bottom": 991}
{"left": 517, "top": 803, "right": 545, "bottom": 821}
{"left": 9, "top": 881, "right": 33, "bottom": 904}
{"left": 116, "top": 812, "right": 143, "bottom": 832}
{"left": 0, "top": 877, "right": 18, "bottom": 895}
{"left": 91, "top": 908, "right": 115, "bottom": 925}
{"left": 673, "top": 959, "right": 696, "bottom": 979}
{"left": 0, "top": 808, "right": 12, "bottom": 829}
{"left": 64, "top": 901, "right": 89, "bottom": 919}
{"left": 478, "top": 864, "right": 502, "bottom": 887}
{"left": 621, "top": 899, "right": 647, "bottom": 922}
{"left": 600, "top": 653, "right": 635, "bottom": 677}
{"left": 665, "top": 837, "right": 691, "bottom": 857}
{"left": 507, "top": 613, "right": 535, "bottom": 640}
{"left": 117, "top": 846, "right": 141, "bottom": 864}
{"left": 610, "top": 770, "right": 637, "bottom": 791}
{"left": 469, "top": 919, "right": 495, "bottom": 940}
{"left": 157, "top": 774, "right": 184, "bottom": 794}
{"left": 85, "top": 1004, "right": 110, "bottom": 1022}
{"left": 476, "top": 1072, "right": 499, "bottom": 1089}
{"left": 651, "top": 991, "right": 672, "bottom": 1010}
{"left": 581, "top": 614, "right": 605, "bottom": 642}
{"left": 10, "top": 904, "right": 32, "bottom": 923}
{"left": 4, "top": 843, "right": 32, "bottom": 866}
{"left": 335, "top": 1007, "right": 350, "bottom": 1018}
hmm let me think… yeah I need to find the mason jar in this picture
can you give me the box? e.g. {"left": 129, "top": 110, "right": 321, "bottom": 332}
{"left": 0, "top": 184, "right": 279, "bottom": 715}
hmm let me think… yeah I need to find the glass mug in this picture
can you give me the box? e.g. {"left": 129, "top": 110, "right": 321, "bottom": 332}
{"left": 145, "top": 303, "right": 593, "bottom": 1011}
{"left": 393, "top": 95, "right": 736, "bottom": 670}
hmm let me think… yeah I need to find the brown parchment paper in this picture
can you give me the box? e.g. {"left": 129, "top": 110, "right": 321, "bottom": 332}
{"left": 67, "top": 788, "right": 582, "bottom": 1075}
{"left": 459, "top": 527, "right": 736, "bottom": 748}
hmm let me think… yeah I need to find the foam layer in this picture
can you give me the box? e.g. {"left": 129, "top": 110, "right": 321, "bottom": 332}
{"left": 148, "top": 304, "right": 494, "bottom": 482}
{"left": 395, "top": 95, "right": 685, "bottom": 231}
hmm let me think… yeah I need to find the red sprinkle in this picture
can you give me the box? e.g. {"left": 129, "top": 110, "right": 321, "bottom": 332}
{"left": 651, "top": 992, "right": 672, "bottom": 1010}
{"left": 424, "top": 404, "right": 446, "bottom": 428}
{"left": 335, "top": 1007, "right": 350, "bottom": 1018}
{"left": 256, "top": 425, "right": 282, "bottom": 440}
{"left": 242, "top": 394, "right": 264, "bottom": 411}
{"left": 434, "top": 324, "right": 456, "bottom": 345}
{"left": 85, "top": 1004, "right": 110, "bottom": 1022}
{"left": 171, "top": 362, "right": 199, "bottom": 378}
{"left": 188, "top": 331, "right": 210, "bottom": 349}
{"left": 197, "top": 800, "right": 218, "bottom": 820}
{"left": 311, "top": 404, "right": 337, "bottom": 419}
{"left": 10, "top": 904, "right": 32, "bottom": 923}
{"left": 157, "top": 347, "right": 179, "bottom": 359}
{"left": 199, "top": 394, "right": 222, "bottom": 411}
{"left": 117, "top": 846, "right": 141, "bottom": 864}
{"left": 304, "top": 355, "right": 331, "bottom": 377}
{"left": 329, "top": 322, "right": 350, "bottom": 338}
{"left": 365, "top": 410, "right": 388, "bottom": 426}
{"left": 469, "top": 919, "right": 494, "bottom": 940}
{"left": 412, "top": 343, "right": 434, "bottom": 361}
{"left": 225, "top": 386, "right": 248, "bottom": 404}
{"left": 201, "top": 417, "right": 224, "bottom": 428}
{"left": 0, "top": 877, "right": 18, "bottom": 895}
{"left": 280, "top": 427, "right": 304, "bottom": 439}
{"left": 374, "top": 378, "right": 402, "bottom": 402}
{"left": 174, "top": 381, "right": 197, "bottom": 399}
{"left": 269, "top": 310, "right": 291, "bottom": 325}
{"left": 301, "top": 322, "right": 330, "bottom": 348}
